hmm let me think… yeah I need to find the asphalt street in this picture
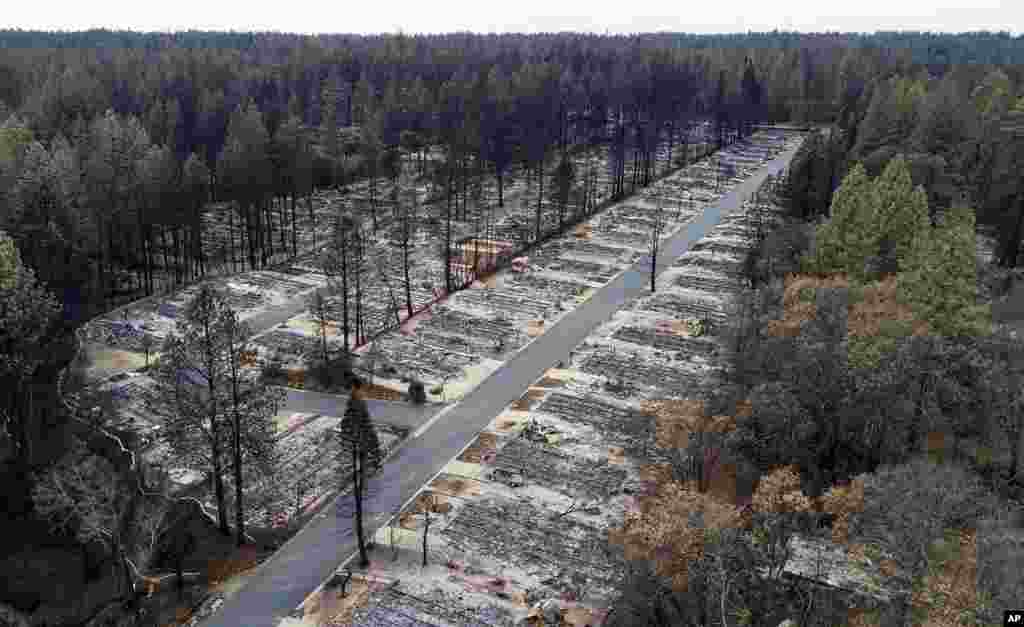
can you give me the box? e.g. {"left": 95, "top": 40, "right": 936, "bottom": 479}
{"left": 278, "top": 387, "right": 448, "bottom": 432}
{"left": 200, "top": 139, "right": 803, "bottom": 627}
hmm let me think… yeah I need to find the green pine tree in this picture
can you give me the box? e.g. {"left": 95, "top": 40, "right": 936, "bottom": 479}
{"left": 897, "top": 202, "right": 990, "bottom": 337}
{"left": 871, "top": 155, "right": 931, "bottom": 269}
{"left": 802, "top": 162, "right": 878, "bottom": 281}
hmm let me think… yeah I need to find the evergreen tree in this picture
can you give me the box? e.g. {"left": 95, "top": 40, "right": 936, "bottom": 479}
{"left": 148, "top": 284, "right": 233, "bottom": 535}
{"left": 802, "top": 163, "right": 878, "bottom": 282}
{"left": 870, "top": 155, "right": 931, "bottom": 270}
{"left": 0, "top": 230, "right": 62, "bottom": 487}
{"left": 220, "top": 307, "right": 282, "bottom": 547}
{"left": 897, "top": 201, "right": 990, "bottom": 337}
{"left": 337, "top": 382, "right": 382, "bottom": 567}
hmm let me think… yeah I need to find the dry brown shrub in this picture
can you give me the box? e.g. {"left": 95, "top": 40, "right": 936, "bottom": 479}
{"left": 847, "top": 276, "right": 931, "bottom": 338}
{"left": 846, "top": 606, "right": 882, "bottom": 627}
{"left": 643, "top": 399, "right": 705, "bottom": 449}
{"left": 752, "top": 465, "right": 813, "bottom": 514}
{"left": 768, "top": 273, "right": 854, "bottom": 338}
{"left": 910, "top": 529, "right": 979, "bottom": 627}
{"left": 610, "top": 479, "right": 748, "bottom": 592}
{"left": 643, "top": 399, "right": 737, "bottom": 451}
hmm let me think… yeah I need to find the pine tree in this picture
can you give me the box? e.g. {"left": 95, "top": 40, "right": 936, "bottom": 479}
{"left": 871, "top": 155, "right": 931, "bottom": 269}
{"left": 337, "top": 383, "right": 382, "bottom": 567}
{"left": 897, "top": 201, "right": 990, "bottom": 337}
{"left": 149, "top": 284, "right": 233, "bottom": 535}
{"left": 220, "top": 308, "right": 282, "bottom": 546}
{"left": 0, "top": 230, "right": 62, "bottom": 483}
{"left": 802, "top": 163, "right": 878, "bottom": 282}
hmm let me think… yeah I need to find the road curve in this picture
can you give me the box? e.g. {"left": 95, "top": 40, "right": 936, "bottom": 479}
{"left": 199, "top": 138, "right": 803, "bottom": 627}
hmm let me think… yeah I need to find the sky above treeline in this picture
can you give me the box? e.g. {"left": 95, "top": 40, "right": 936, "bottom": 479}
{"left": 6, "top": 0, "right": 1020, "bottom": 36}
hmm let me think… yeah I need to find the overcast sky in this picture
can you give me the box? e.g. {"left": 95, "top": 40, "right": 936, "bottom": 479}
{"left": 6, "top": 0, "right": 1021, "bottom": 36}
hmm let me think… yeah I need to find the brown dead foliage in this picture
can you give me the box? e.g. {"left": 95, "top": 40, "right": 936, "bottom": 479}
{"left": 847, "top": 276, "right": 931, "bottom": 338}
{"left": 641, "top": 399, "right": 737, "bottom": 450}
{"left": 910, "top": 529, "right": 978, "bottom": 627}
{"left": 458, "top": 431, "right": 498, "bottom": 463}
{"left": 767, "top": 273, "right": 850, "bottom": 338}
{"left": 846, "top": 607, "right": 882, "bottom": 627}
{"left": 769, "top": 273, "right": 932, "bottom": 341}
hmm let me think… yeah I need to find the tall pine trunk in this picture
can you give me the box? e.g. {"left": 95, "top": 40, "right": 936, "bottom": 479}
{"left": 535, "top": 158, "right": 544, "bottom": 243}
{"left": 355, "top": 232, "right": 364, "bottom": 346}
{"left": 228, "top": 207, "right": 236, "bottom": 273}
{"left": 497, "top": 163, "right": 504, "bottom": 208}
{"left": 341, "top": 231, "right": 350, "bottom": 354}
{"left": 403, "top": 236, "right": 413, "bottom": 319}
{"left": 445, "top": 170, "right": 453, "bottom": 293}
{"left": 210, "top": 422, "right": 230, "bottom": 536}
{"left": 290, "top": 194, "right": 297, "bottom": 256}
{"left": 231, "top": 359, "right": 245, "bottom": 547}
{"left": 353, "top": 449, "right": 369, "bottom": 567}
{"left": 160, "top": 228, "right": 170, "bottom": 285}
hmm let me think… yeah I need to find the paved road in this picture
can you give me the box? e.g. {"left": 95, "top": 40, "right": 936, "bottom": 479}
{"left": 278, "top": 387, "right": 448, "bottom": 431}
{"left": 200, "top": 139, "right": 803, "bottom": 627}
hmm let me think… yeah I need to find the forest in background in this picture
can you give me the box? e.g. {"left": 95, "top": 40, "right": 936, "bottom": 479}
{"left": 2, "top": 29, "right": 1024, "bottom": 627}
{"left": 0, "top": 29, "right": 1019, "bottom": 329}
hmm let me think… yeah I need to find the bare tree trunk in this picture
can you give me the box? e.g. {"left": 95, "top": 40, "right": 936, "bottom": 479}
{"left": 403, "top": 239, "right": 414, "bottom": 319}
{"left": 354, "top": 233, "right": 364, "bottom": 346}
{"left": 230, "top": 340, "right": 246, "bottom": 547}
{"left": 161, "top": 228, "right": 170, "bottom": 283}
{"left": 210, "top": 427, "right": 230, "bottom": 536}
{"left": 535, "top": 158, "right": 544, "bottom": 243}
{"left": 228, "top": 208, "right": 236, "bottom": 273}
{"left": 339, "top": 230, "right": 351, "bottom": 356}
{"left": 291, "top": 194, "right": 297, "bottom": 256}
{"left": 497, "top": 165, "right": 504, "bottom": 208}
{"left": 421, "top": 498, "right": 431, "bottom": 567}
{"left": 279, "top": 196, "right": 287, "bottom": 253}
{"left": 353, "top": 450, "right": 369, "bottom": 567}
{"left": 444, "top": 178, "right": 453, "bottom": 293}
